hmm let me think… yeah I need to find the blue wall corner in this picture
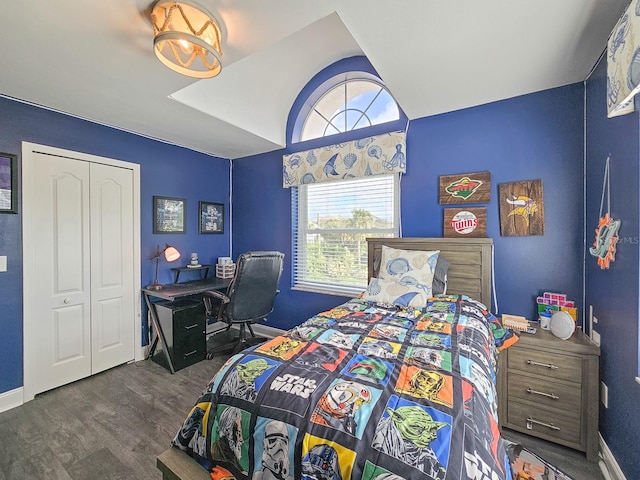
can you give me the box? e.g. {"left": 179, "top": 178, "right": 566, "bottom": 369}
{"left": 0, "top": 97, "right": 231, "bottom": 393}
{"left": 585, "top": 54, "right": 640, "bottom": 480}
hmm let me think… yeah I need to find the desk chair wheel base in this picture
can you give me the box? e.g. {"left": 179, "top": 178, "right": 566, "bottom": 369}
{"left": 205, "top": 323, "right": 268, "bottom": 358}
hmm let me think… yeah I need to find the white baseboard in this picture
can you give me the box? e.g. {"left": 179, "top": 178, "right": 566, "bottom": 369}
{"left": 0, "top": 387, "right": 23, "bottom": 413}
{"left": 599, "top": 433, "right": 627, "bottom": 480}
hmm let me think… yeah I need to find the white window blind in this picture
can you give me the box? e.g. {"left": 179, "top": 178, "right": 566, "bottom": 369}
{"left": 292, "top": 174, "right": 399, "bottom": 296}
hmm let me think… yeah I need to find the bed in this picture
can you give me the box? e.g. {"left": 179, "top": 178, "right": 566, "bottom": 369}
{"left": 157, "top": 237, "right": 519, "bottom": 480}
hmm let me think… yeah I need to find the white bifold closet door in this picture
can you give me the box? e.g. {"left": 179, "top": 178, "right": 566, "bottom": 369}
{"left": 29, "top": 152, "right": 135, "bottom": 396}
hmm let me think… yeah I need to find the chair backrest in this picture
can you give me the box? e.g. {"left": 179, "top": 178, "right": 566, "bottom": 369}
{"left": 225, "top": 251, "right": 284, "bottom": 322}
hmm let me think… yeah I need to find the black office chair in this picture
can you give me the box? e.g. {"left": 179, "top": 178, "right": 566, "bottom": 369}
{"left": 203, "top": 251, "right": 284, "bottom": 357}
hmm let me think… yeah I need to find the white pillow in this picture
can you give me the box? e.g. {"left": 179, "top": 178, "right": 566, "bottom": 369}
{"left": 378, "top": 246, "right": 440, "bottom": 298}
{"left": 362, "top": 277, "right": 430, "bottom": 309}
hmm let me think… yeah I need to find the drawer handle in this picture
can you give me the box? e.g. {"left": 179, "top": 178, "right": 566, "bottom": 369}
{"left": 526, "top": 388, "right": 559, "bottom": 400}
{"left": 527, "top": 416, "right": 560, "bottom": 431}
{"left": 526, "top": 359, "right": 558, "bottom": 369}
{"left": 184, "top": 323, "right": 200, "bottom": 330}
{"left": 184, "top": 350, "right": 198, "bottom": 357}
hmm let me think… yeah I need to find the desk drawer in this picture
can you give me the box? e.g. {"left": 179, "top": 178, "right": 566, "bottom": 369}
{"left": 507, "top": 401, "right": 582, "bottom": 446}
{"left": 508, "top": 347, "right": 582, "bottom": 383}
{"left": 174, "top": 307, "right": 206, "bottom": 367}
{"left": 174, "top": 344, "right": 206, "bottom": 370}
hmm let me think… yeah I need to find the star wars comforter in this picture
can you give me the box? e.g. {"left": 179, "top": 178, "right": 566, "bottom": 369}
{"left": 172, "top": 294, "right": 519, "bottom": 480}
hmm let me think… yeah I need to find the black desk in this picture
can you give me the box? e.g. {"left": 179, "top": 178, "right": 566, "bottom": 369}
{"left": 143, "top": 277, "right": 231, "bottom": 373}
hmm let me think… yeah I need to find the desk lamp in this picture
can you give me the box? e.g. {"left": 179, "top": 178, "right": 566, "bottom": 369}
{"left": 147, "top": 243, "right": 181, "bottom": 290}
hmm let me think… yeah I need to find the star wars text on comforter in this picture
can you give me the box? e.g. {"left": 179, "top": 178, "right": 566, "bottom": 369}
{"left": 172, "top": 294, "right": 519, "bottom": 480}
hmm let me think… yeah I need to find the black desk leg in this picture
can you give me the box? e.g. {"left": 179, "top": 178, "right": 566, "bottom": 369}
{"left": 143, "top": 292, "right": 176, "bottom": 374}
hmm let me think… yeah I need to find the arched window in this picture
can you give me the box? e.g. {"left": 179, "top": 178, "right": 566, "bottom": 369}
{"left": 300, "top": 77, "right": 399, "bottom": 141}
{"left": 287, "top": 57, "right": 406, "bottom": 296}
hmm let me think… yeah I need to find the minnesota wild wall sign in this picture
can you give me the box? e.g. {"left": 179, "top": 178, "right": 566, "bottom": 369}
{"left": 439, "top": 171, "right": 491, "bottom": 204}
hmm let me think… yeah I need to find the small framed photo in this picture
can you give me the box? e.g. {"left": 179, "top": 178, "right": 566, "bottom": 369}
{"left": 0, "top": 153, "right": 18, "bottom": 214}
{"left": 199, "top": 201, "right": 224, "bottom": 234}
{"left": 153, "top": 196, "right": 186, "bottom": 234}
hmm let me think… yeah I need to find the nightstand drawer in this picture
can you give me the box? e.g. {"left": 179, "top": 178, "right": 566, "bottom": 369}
{"left": 507, "top": 402, "right": 581, "bottom": 446}
{"left": 507, "top": 375, "right": 581, "bottom": 413}
{"left": 508, "top": 346, "right": 582, "bottom": 383}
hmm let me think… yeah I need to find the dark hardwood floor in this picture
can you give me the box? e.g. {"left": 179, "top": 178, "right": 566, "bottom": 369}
{"left": 0, "top": 355, "right": 228, "bottom": 480}
{"left": 0, "top": 353, "right": 606, "bottom": 480}
{"left": 501, "top": 428, "right": 606, "bottom": 480}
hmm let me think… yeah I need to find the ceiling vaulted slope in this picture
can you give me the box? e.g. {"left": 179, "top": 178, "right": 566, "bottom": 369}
{"left": 0, "top": 0, "right": 628, "bottom": 159}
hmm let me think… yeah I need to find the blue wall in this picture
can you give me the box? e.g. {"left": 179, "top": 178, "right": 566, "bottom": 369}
{"left": 0, "top": 96, "right": 230, "bottom": 395}
{"left": 233, "top": 57, "right": 585, "bottom": 331}
{"left": 3, "top": 51, "right": 636, "bottom": 479}
{"left": 585, "top": 56, "right": 640, "bottom": 480}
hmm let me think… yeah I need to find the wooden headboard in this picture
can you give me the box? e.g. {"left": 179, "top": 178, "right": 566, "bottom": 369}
{"left": 367, "top": 237, "right": 493, "bottom": 309}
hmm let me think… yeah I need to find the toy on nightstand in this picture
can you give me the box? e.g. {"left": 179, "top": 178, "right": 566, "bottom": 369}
{"left": 539, "top": 306, "right": 553, "bottom": 330}
{"left": 536, "top": 291, "right": 577, "bottom": 323}
{"left": 502, "top": 314, "right": 536, "bottom": 334}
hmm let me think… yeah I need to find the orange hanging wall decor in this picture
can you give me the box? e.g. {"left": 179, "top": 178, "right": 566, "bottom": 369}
{"left": 589, "top": 156, "right": 621, "bottom": 269}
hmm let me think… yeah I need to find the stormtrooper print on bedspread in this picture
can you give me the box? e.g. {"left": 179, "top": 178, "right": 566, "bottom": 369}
{"left": 173, "top": 294, "right": 518, "bottom": 480}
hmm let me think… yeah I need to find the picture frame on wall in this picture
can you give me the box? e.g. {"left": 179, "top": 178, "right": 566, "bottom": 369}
{"left": 439, "top": 171, "right": 491, "bottom": 204}
{"left": 199, "top": 201, "right": 224, "bottom": 234}
{"left": 153, "top": 196, "right": 186, "bottom": 234}
{"left": 498, "top": 179, "right": 545, "bottom": 236}
{"left": 443, "top": 207, "right": 487, "bottom": 238}
{"left": 0, "top": 153, "right": 18, "bottom": 214}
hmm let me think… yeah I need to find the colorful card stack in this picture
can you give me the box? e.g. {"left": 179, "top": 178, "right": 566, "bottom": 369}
{"left": 536, "top": 292, "right": 577, "bottom": 321}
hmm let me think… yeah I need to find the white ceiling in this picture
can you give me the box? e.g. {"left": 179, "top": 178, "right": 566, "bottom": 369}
{"left": 0, "top": 1, "right": 628, "bottom": 159}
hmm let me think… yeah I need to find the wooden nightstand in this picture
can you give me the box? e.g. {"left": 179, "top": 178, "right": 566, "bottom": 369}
{"left": 497, "top": 327, "right": 600, "bottom": 461}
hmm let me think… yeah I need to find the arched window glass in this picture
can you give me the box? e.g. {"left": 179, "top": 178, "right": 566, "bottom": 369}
{"left": 300, "top": 78, "right": 399, "bottom": 142}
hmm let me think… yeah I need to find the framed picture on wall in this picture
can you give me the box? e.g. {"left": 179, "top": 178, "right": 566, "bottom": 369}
{"left": 153, "top": 196, "right": 186, "bottom": 233}
{"left": 199, "top": 201, "right": 224, "bottom": 234}
{"left": 0, "top": 153, "right": 18, "bottom": 214}
{"left": 498, "top": 179, "right": 545, "bottom": 236}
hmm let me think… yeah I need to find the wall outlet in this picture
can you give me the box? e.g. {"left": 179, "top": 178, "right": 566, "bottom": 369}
{"left": 592, "top": 330, "right": 601, "bottom": 346}
{"left": 593, "top": 315, "right": 598, "bottom": 324}
{"left": 601, "top": 381, "right": 608, "bottom": 408}
{"left": 0, "top": 256, "right": 6, "bottom": 272}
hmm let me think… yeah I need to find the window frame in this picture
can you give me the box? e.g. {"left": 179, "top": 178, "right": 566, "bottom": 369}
{"left": 291, "top": 174, "right": 400, "bottom": 297}
{"left": 291, "top": 70, "right": 400, "bottom": 145}
{"left": 299, "top": 77, "right": 399, "bottom": 142}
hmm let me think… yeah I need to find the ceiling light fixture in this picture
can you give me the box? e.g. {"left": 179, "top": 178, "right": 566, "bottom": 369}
{"left": 150, "top": 0, "right": 223, "bottom": 78}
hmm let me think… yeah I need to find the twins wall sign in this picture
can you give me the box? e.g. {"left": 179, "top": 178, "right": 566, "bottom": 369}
{"left": 444, "top": 207, "right": 487, "bottom": 238}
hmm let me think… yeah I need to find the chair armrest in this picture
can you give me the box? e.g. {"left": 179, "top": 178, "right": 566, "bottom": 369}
{"left": 204, "top": 290, "right": 229, "bottom": 303}
{"left": 203, "top": 290, "right": 230, "bottom": 322}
